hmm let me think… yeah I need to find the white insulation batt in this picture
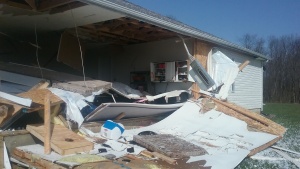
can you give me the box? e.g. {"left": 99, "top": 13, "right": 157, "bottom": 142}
{"left": 207, "top": 50, "right": 239, "bottom": 100}
{"left": 123, "top": 101, "right": 277, "bottom": 169}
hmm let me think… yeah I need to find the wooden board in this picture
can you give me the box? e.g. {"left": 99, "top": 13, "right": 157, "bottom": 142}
{"left": 26, "top": 124, "right": 93, "bottom": 155}
{"left": 133, "top": 134, "right": 207, "bottom": 158}
{"left": 248, "top": 136, "right": 281, "bottom": 156}
{"left": 57, "top": 31, "right": 85, "bottom": 71}
{"left": 191, "top": 40, "right": 212, "bottom": 99}
{"left": 18, "top": 89, "right": 62, "bottom": 106}
{"left": 13, "top": 148, "right": 66, "bottom": 169}
{"left": 0, "top": 100, "right": 23, "bottom": 127}
{"left": 209, "top": 96, "right": 286, "bottom": 136}
{"left": 0, "top": 89, "right": 62, "bottom": 127}
{"left": 52, "top": 80, "right": 111, "bottom": 96}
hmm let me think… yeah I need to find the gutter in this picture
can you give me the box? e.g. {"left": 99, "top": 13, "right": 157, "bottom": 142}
{"left": 83, "top": 0, "right": 269, "bottom": 60}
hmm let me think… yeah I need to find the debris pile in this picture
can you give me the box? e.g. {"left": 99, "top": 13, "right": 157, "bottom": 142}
{"left": 0, "top": 61, "right": 287, "bottom": 169}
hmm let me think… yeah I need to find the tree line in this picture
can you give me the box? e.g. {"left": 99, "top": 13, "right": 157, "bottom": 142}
{"left": 239, "top": 34, "right": 300, "bottom": 103}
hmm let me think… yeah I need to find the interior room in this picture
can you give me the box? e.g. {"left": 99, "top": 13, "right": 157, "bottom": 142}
{"left": 0, "top": 2, "right": 196, "bottom": 95}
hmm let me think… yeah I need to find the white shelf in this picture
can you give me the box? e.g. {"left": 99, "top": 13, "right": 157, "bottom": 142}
{"left": 150, "top": 60, "right": 190, "bottom": 82}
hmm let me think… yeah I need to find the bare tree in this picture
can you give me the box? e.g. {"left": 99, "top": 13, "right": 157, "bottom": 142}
{"left": 239, "top": 34, "right": 267, "bottom": 55}
{"left": 240, "top": 34, "right": 300, "bottom": 103}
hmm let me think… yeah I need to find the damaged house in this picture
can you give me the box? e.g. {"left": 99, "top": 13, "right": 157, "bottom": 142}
{"left": 0, "top": 0, "right": 287, "bottom": 169}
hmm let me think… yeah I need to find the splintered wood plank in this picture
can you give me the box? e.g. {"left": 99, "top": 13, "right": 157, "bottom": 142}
{"left": 26, "top": 124, "right": 93, "bottom": 155}
{"left": 208, "top": 96, "right": 286, "bottom": 136}
{"left": 18, "top": 89, "right": 62, "bottom": 106}
{"left": 0, "top": 89, "right": 61, "bottom": 127}
{"left": 0, "top": 100, "right": 23, "bottom": 126}
{"left": 13, "top": 148, "right": 66, "bottom": 169}
{"left": 133, "top": 134, "right": 207, "bottom": 158}
{"left": 29, "top": 80, "right": 50, "bottom": 91}
{"left": 248, "top": 136, "right": 282, "bottom": 156}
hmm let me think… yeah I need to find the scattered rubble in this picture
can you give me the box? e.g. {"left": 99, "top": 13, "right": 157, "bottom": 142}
{"left": 0, "top": 61, "right": 288, "bottom": 169}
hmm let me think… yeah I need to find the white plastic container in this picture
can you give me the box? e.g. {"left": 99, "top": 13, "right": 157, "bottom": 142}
{"left": 101, "top": 120, "right": 125, "bottom": 140}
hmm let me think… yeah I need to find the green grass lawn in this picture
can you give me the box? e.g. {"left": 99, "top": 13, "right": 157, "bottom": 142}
{"left": 236, "top": 103, "right": 300, "bottom": 169}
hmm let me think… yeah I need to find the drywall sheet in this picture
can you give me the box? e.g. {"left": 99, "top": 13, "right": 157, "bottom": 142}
{"left": 123, "top": 101, "right": 277, "bottom": 169}
{"left": 85, "top": 102, "right": 184, "bottom": 122}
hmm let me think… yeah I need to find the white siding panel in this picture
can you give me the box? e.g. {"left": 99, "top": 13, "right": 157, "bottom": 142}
{"left": 220, "top": 49, "right": 263, "bottom": 110}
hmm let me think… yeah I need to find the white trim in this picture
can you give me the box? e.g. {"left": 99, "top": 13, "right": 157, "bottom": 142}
{"left": 0, "top": 91, "right": 32, "bottom": 107}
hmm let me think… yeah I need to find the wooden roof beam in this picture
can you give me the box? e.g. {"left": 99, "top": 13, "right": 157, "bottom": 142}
{"left": 25, "top": 0, "right": 37, "bottom": 10}
{"left": 73, "top": 30, "right": 134, "bottom": 45}
{"left": 0, "top": 0, "right": 32, "bottom": 10}
{"left": 77, "top": 27, "right": 145, "bottom": 43}
{"left": 37, "top": 0, "right": 74, "bottom": 11}
{"left": 49, "top": 1, "right": 86, "bottom": 14}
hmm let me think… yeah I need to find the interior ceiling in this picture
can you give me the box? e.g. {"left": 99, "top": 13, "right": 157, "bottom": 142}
{"left": 67, "top": 17, "right": 179, "bottom": 45}
{"left": 0, "top": 0, "right": 181, "bottom": 45}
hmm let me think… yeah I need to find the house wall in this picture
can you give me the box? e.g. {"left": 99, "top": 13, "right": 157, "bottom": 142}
{"left": 86, "top": 39, "right": 193, "bottom": 94}
{"left": 219, "top": 48, "right": 264, "bottom": 112}
{"left": 106, "top": 38, "right": 195, "bottom": 94}
{"left": 0, "top": 32, "right": 264, "bottom": 111}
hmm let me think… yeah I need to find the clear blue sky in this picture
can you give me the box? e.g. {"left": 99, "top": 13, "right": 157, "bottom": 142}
{"left": 127, "top": 0, "right": 300, "bottom": 45}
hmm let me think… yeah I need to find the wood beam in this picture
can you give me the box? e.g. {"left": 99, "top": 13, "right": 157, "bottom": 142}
{"left": 25, "top": 0, "right": 37, "bottom": 10}
{"left": 37, "top": 0, "right": 74, "bottom": 11}
{"left": 44, "top": 94, "right": 51, "bottom": 154}
{"left": 238, "top": 60, "right": 250, "bottom": 71}
{"left": 78, "top": 27, "right": 145, "bottom": 43}
{"left": 0, "top": 0, "right": 32, "bottom": 10}
{"left": 49, "top": 1, "right": 86, "bottom": 14}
